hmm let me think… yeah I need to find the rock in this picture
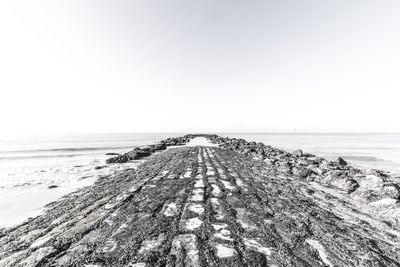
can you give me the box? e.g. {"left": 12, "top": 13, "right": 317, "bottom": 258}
{"left": 334, "top": 157, "right": 347, "bottom": 166}
{"left": 95, "top": 166, "right": 106, "bottom": 170}
{"left": 48, "top": 185, "right": 58, "bottom": 189}
{"left": 292, "top": 167, "right": 310, "bottom": 178}
{"left": 323, "top": 171, "right": 359, "bottom": 193}
{"left": 106, "top": 155, "right": 129, "bottom": 164}
{"left": 125, "top": 149, "right": 151, "bottom": 160}
{"left": 141, "top": 146, "right": 152, "bottom": 153}
{"left": 293, "top": 149, "right": 303, "bottom": 157}
{"left": 152, "top": 143, "right": 167, "bottom": 151}
{"left": 105, "top": 152, "right": 120, "bottom": 156}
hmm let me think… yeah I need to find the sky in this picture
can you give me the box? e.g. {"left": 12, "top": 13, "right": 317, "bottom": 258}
{"left": 1, "top": 0, "right": 400, "bottom": 134}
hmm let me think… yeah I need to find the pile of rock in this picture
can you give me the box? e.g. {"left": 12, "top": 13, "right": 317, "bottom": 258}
{"left": 208, "top": 135, "right": 400, "bottom": 204}
{"left": 106, "top": 136, "right": 191, "bottom": 164}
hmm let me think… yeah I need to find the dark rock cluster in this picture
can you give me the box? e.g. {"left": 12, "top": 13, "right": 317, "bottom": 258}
{"left": 106, "top": 136, "right": 191, "bottom": 164}
{"left": 209, "top": 135, "right": 400, "bottom": 203}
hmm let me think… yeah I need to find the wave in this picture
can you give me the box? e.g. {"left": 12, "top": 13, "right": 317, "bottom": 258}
{"left": 343, "top": 155, "right": 383, "bottom": 162}
{"left": 0, "top": 146, "right": 132, "bottom": 154}
{"left": 0, "top": 154, "right": 90, "bottom": 161}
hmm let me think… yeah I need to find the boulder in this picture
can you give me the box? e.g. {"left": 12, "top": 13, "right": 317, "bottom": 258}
{"left": 292, "top": 167, "right": 310, "bottom": 178}
{"left": 323, "top": 170, "right": 359, "bottom": 193}
{"left": 106, "top": 155, "right": 129, "bottom": 164}
{"left": 124, "top": 149, "right": 151, "bottom": 160}
{"left": 154, "top": 143, "right": 167, "bottom": 150}
{"left": 95, "top": 166, "right": 106, "bottom": 170}
{"left": 293, "top": 149, "right": 303, "bottom": 157}
{"left": 334, "top": 157, "right": 347, "bottom": 166}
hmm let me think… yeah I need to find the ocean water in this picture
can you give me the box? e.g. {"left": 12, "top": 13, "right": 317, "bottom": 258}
{"left": 0, "top": 133, "right": 181, "bottom": 188}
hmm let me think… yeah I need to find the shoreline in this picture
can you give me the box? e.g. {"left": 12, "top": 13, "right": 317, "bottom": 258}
{"left": 0, "top": 135, "right": 399, "bottom": 266}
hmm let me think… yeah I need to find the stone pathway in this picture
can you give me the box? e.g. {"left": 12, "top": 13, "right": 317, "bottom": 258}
{"left": 1, "top": 146, "right": 400, "bottom": 266}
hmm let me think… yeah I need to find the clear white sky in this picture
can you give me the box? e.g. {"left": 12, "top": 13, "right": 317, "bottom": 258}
{"left": 1, "top": 0, "right": 400, "bottom": 134}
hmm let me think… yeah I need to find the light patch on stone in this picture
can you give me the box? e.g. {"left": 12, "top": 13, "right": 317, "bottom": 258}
{"left": 30, "top": 233, "right": 54, "bottom": 248}
{"left": 116, "top": 193, "right": 129, "bottom": 201}
{"left": 163, "top": 202, "right": 179, "bottom": 217}
{"left": 306, "top": 239, "right": 333, "bottom": 267}
{"left": 185, "top": 217, "right": 203, "bottom": 230}
{"left": 170, "top": 234, "right": 200, "bottom": 267}
{"left": 51, "top": 217, "right": 62, "bottom": 225}
{"left": 244, "top": 238, "right": 272, "bottom": 256}
{"left": 207, "top": 170, "right": 216, "bottom": 176}
{"left": 187, "top": 203, "right": 205, "bottom": 214}
{"left": 215, "top": 229, "right": 233, "bottom": 241}
{"left": 102, "top": 240, "right": 118, "bottom": 253}
{"left": 208, "top": 177, "right": 217, "bottom": 183}
{"left": 129, "top": 185, "right": 141, "bottom": 192}
{"left": 115, "top": 223, "right": 128, "bottom": 234}
{"left": 167, "top": 174, "right": 177, "bottom": 179}
{"left": 139, "top": 233, "right": 165, "bottom": 254}
{"left": 18, "top": 246, "right": 56, "bottom": 266}
{"left": 103, "top": 218, "right": 113, "bottom": 227}
{"left": 142, "top": 184, "right": 156, "bottom": 189}
{"left": 212, "top": 223, "right": 228, "bottom": 231}
{"left": 211, "top": 184, "right": 222, "bottom": 197}
{"left": 210, "top": 198, "right": 225, "bottom": 220}
{"left": 129, "top": 263, "right": 146, "bottom": 267}
{"left": 183, "top": 169, "right": 192, "bottom": 179}
{"left": 194, "top": 179, "right": 205, "bottom": 188}
{"left": 105, "top": 203, "right": 117, "bottom": 210}
{"left": 221, "top": 180, "right": 236, "bottom": 191}
{"left": 214, "top": 244, "right": 237, "bottom": 258}
{"left": 189, "top": 188, "right": 204, "bottom": 202}
{"left": 236, "top": 208, "right": 258, "bottom": 231}
{"left": 369, "top": 198, "right": 398, "bottom": 206}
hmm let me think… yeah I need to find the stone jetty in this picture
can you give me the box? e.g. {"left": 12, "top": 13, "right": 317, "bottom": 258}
{"left": 1, "top": 135, "right": 400, "bottom": 266}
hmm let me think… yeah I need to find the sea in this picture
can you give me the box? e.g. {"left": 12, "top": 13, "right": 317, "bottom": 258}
{"left": 1, "top": 133, "right": 399, "bottom": 227}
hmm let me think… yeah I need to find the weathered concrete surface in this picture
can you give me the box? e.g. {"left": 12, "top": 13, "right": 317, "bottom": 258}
{"left": 1, "top": 146, "right": 400, "bottom": 266}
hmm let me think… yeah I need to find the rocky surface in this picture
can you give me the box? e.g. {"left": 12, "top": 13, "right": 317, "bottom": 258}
{"left": 1, "top": 135, "right": 400, "bottom": 266}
